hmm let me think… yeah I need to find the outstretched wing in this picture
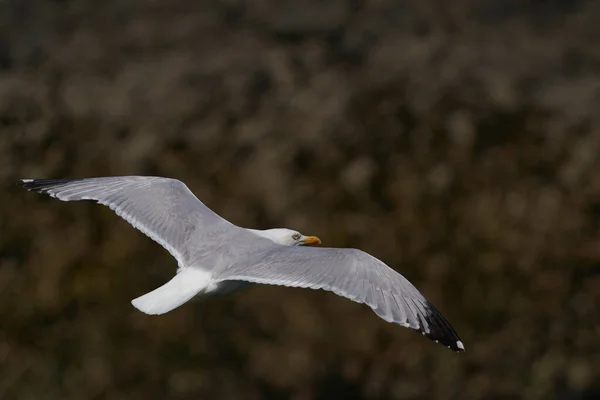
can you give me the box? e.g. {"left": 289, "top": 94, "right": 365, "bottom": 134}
{"left": 216, "top": 245, "right": 464, "bottom": 352}
{"left": 18, "top": 176, "right": 232, "bottom": 267}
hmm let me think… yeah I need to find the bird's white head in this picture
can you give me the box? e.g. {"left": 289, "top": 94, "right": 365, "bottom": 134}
{"left": 249, "top": 228, "right": 322, "bottom": 246}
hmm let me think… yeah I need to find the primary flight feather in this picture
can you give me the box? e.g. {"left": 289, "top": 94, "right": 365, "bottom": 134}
{"left": 17, "top": 176, "right": 464, "bottom": 352}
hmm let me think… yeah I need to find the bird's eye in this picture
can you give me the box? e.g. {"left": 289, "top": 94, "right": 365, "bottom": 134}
{"left": 292, "top": 233, "right": 301, "bottom": 240}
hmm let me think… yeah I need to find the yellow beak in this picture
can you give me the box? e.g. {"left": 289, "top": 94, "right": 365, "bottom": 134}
{"left": 301, "top": 236, "right": 322, "bottom": 246}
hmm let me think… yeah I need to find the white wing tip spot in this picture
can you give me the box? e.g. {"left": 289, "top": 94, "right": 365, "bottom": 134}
{"left": 20, "top": 179, "right": 34, "bottom": 183}
{"left": 432, "top": 338, "right": 465, "bottom": 352}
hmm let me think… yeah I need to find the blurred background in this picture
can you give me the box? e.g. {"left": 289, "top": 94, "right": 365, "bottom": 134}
{"left": 2, "top": 0, "right": 600, "bottom": 399}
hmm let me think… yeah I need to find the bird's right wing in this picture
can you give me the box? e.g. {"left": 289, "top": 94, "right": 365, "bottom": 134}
{"left": 216, "top": 245, "right": 464, "bottom": 352}
{"left": 18, "top": 176, "right": 231, "bottom": 267}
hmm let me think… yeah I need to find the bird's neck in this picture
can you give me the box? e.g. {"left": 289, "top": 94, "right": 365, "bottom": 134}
{"left": 246, "top": 228, "right": 281, "bottom": 244}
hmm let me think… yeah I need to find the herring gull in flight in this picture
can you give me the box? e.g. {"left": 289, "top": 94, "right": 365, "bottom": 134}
{"left": 17, "top": 176, "right": 464, "bottom": 352}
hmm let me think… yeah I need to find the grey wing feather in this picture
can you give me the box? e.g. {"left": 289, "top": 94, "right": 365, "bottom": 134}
{"left": 17, "top": 176, "right": 230, "bottom": 267}
{"left": 216, "top": 245, "right": 464, "bottom": 352}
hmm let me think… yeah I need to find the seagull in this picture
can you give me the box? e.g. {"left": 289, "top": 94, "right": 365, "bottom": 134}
{"left": 17, "top": 176, "right": 464, "bottom": 352}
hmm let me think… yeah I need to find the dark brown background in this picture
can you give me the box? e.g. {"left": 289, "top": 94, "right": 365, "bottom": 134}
{"left": 2, "top": 0, "right": 600, "bottom": 399}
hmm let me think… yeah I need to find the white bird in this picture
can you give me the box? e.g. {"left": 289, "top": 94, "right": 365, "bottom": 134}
{"left": 18, "top": 176, "right": 464, "bottom": 352}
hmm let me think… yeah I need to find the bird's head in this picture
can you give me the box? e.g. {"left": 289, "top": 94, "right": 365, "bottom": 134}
{"left": 251, "top": 228, "right": 322, "bottom": 246}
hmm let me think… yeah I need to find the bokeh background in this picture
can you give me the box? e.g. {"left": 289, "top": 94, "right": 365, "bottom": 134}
{"left": 2, "top": 0, "right": 600, "bottom": 399}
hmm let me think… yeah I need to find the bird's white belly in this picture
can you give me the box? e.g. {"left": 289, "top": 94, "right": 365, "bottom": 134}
{"left": 181, "top": 266, "right": 249, "bottom": 297}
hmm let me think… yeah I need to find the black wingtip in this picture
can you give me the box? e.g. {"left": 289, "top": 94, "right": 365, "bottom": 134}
{"left": 17, "top": 179, "right": 48, "bottom": 191}
{"left": 16, "top": 179, "right": 42, "bottom": 191}
{"left": 419, "top": 302, "right": 465, "bottom": 353}
{"left": 17, "top": 178, "right": 80, "bottom": 191}
{"left": 16, "top": 179, "right": 32, "bottom": 187}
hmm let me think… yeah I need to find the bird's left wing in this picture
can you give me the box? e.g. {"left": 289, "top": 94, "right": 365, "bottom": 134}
{"left": 17, "top": 176, "right": 232, "bottom": 268}
{"left": 215, "top": 245, "right": 464, "bottom": 352}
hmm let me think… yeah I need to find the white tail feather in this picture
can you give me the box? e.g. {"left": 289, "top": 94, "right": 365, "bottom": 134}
{"left": 131, "top": 268, "right": 213, "bottom": 315}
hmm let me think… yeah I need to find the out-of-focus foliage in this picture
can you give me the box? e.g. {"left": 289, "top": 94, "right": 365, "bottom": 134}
{"left": 2, "top": 0, "right": 600, "bottom": 399}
